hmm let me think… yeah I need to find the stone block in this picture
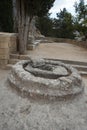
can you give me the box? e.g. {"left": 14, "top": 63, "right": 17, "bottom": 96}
{"left": 0, "top": 59, "right": 8, "bottom": 66}
{"left": 27, "top": 44, "right": 35, "bottom": 50}
{"left": 10, "top": 54, "right": 19, "bottom": 59}
{"left": 8, "top": 59, "right": 20, "bottom": 64}
{"left": 0, "top": 33, "right": 18, "bottom": 66}
{"left": 0, "top": 42, "right": 9, "bottom": 48}
{"left": 0, "top": 36, "right": 10, "bottom": 42}
{"left": 0, "top": 48, "right": 9, "bottom": 55}
{"left": 9, "top": 34, "right": 17, "bottom": 53}
{"left": 0, "top": 32, "right": 17, "bottom": 52}
{"left": 19, "top": 55, "right": 30, "bottom": 60}
{"left": 6, "top": 64, "right": 13, "bottom": 70}
{"left": 0, "top": 54, "right": 9, "bottom": 60}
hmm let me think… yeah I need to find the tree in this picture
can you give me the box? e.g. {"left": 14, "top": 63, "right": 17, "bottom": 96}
{"left": 74, "top": 0, "right": 87, "bottom": 20}
{"left": 15, "top": 0, "right": 55, "bottom": 54}
{"left": 36, "top": 13, "right": 53, "bottom": 37}
{"left": 74, "top": 0, "right": 87, "bottom": 36}
{"left": 53, "top": 8, "right": 74, "bottom": 39}
{"left": 12, "top": 0, "right": 18, "bottom": 32}
{"left": 0, "top": 0, "right": 13, "bottom": 32}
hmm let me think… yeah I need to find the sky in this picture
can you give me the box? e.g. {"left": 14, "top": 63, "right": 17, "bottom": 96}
{"left": 49, "top": 0, "right": 87, "bottom": 18}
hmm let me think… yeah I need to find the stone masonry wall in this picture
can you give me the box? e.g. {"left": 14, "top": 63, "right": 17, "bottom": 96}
{"left": 9, "top": 33, "right": 17, "bottom": 53}
{"left": 0, "top": 32, "right": 17, "bottom": 66}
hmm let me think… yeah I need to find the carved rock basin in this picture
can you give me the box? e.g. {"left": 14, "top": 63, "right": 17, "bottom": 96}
{"left": 8, "top": 59, "right": 84, "bottom": 100}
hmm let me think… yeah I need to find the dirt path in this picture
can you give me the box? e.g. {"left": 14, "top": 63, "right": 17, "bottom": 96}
{"left": 28, "top": 42, "right": 87, "bottom": 62}
{"left": 0, "top": 69, "right": 87, "bottom": 130}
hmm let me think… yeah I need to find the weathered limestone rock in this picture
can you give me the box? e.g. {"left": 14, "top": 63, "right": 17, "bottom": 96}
{"left": 28, "top": 18, "right": 36, "bottom": 50}
{"left": 34, "top": 28, "right": 45, "bottom": 40}
{"left": 28, "top": 18, "right": 45, "bottom": 50}
{"left": 8, "top": 58, "right": 84, "bottom": 101}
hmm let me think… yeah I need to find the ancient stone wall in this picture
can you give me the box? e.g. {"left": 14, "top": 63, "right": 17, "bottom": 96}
{"left": 9, "top": 33, "right": 17, "bottom": 53}
{"left": 0, "top": 32, "right": 17, "bottom": 66}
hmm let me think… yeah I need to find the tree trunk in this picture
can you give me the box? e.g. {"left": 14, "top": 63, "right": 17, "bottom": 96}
{"left": 16, "top": 0, "right": 33, "bottom": 54}
{"left": 12, "top": 0, "right": 18, "bottom": 32}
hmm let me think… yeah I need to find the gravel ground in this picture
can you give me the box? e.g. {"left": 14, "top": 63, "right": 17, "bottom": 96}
{"left": 0, "top": 69, "right": 87, "bottom": 130}
{"left": 27, "top": 43, "right": 87, "bottom": 62}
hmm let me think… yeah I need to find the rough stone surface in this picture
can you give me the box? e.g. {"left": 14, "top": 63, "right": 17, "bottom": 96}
{"left": 8, "top": 59, "right": 84, "bottom": 101}
{"left": 25, "top": 59, "right": 68, "bottom": 78}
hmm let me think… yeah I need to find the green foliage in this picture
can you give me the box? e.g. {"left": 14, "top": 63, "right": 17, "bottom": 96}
{"left": 21, "top": 0, "right": 55, "bottom": 17}
{"left": 54, "top": 8, "right": 75, "bottom": 39}
{"left": 36, "top": 14, "right": 53, "bottom": 37}
{"left": 74, "top": 0, "right": 87, "bottom": 20}
{"left": 0, "top": 0, "right": 55, "bottom": 33}
{"left": 37, "top": 2, "right": 87, "bottom": 39}
{"left": 74, "top": 0, "right": 87, "bottom": 36}
{"left": 0, "top": 0, "right": 13, "bottom": 32}
{"left": 37, "top": 8, "right": 75, "bottom": 39}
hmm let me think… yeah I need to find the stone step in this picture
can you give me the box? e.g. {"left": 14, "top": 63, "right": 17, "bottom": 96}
{"left": 6, "top": 64, "right": 13, "bottom": 70}
{"left": 70, "top": 64, "right": 87, "bottom": 71}
{"left": 45, "top": 58, "right": 87, "bottom": 76}
{"left": 8, "top": 59, "right": 20, "bottom": 64}
{"left": 34, "top": 40, "right": 41, "bottom": 45}
{"left": 10, "top": 54, "right": 19, "bottom": 59}
{"left": 10, "top": 54, "right": 30, "bottom": 60}
{"left": 79, "top": 71, "right": 87, "bottom": 76}
{"left": 45, "top": 58, "right": 87, "bottom": 66}
{"left": 27, "top": 40, "right": 40, "bottom": 50}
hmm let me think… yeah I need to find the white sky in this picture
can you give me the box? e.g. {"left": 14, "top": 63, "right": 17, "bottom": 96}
{"left": 49, "top": 0, "right": 87, "bottom": 18}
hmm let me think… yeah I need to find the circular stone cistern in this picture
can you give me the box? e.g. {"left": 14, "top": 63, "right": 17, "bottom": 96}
{"left": 8, "top": 58, "right": 84, "bottom": 100}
